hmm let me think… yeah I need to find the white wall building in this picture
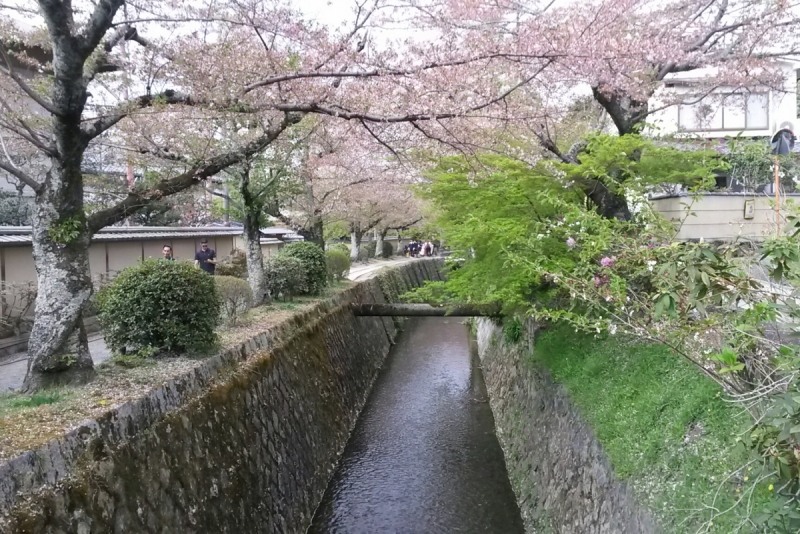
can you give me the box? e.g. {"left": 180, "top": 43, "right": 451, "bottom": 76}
{"left": 647, "top": 60, "right": 800, "bottom": 139}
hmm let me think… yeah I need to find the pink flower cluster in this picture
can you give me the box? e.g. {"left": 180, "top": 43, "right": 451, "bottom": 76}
{"left": 600, "top": 256, "right": 616, "bottom": 268}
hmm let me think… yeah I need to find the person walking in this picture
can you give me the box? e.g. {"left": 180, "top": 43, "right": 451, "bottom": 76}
{"left": 194, "top": 238, "right": 217, "bottom": 274}
{"left": 162, "top": 245, "right": 175, "bottom": 261}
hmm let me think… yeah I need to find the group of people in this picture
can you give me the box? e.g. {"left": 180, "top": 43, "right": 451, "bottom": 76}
{"left": 160, "top": 239, "right": 218, "bottom": 274}
{"left": 403, "top": 240, "right": 436, "bottom": 258}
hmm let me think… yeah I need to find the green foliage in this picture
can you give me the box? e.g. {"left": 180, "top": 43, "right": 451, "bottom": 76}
{"left": 410, "top": 152, "right": 582, "bottom": 311}
{"left": 215, "top": 275, "right": 253, "bottom": 326}
{"left": 503, "top": 316, "right": 524, "bottom": 344}
{"left": 263, "top": 256, "right": 307, "bottom": 300}
{"left": 47, "top": 215, "right": 83, "bottom": 244}
{"left": 327, "top": 242, "right": 351, "bottom": 255}
{"left": 215, "top": 248, "right": 248, "bottom": 278}
{"left": 560, "top": 133, "right": 722, "bottom": 193}
{"left": 380, "top": 240, "right": 395, "bottom": 258}
{"left": 279, "top": 241, "right": 327, "bottom": 295}
{"left": 96, "top": 259, "right": 220, "bottom": 353}
{"left": 358, "top": 241, "right": 376, "bottom": 261}
{"left": 325, "top": 249, "right": 351, "bottom": 282}
{"left": 535, "top": 324, "right": 774, "bottom": 533}
{"left": 726, "top": 137, "right": 799, "bottom": 192}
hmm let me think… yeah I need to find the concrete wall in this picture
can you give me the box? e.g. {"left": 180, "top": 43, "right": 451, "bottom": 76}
{"left": 650, "top": 193, "right": 794, "bottom": 241}
{"left": 0, "top": 259, "right": 443, "bottom": 534}
{"left": 476, "top": 319, "right": 657, "bottom": 534}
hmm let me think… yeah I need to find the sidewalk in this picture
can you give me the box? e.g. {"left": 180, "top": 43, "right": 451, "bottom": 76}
{"left": 347, "top": 256, "right": 420, "bottom": 281}
{"left": 0, "top": 335, "right": 110, "bottom": 393}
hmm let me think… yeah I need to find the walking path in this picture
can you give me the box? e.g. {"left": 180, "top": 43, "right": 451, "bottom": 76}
{"left": 0, "top": 257, "right": 425, "bottom": 392}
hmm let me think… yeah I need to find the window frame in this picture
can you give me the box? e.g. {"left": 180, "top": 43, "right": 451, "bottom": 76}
{"left": 677, "top": 92, "right": 770, "bottom": 132}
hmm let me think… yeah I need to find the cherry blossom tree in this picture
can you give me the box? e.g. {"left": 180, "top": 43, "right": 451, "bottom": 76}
{"left": 0, "top": 0, "right": 558, "bottom": 389}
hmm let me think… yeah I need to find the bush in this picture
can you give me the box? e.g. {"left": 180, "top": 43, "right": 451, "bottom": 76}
{"left": 96, "top": 259, "right": 220, "bottom": 353}
{"left": 215, "top": 275, "right": 253, "bottom": 326}
{"left": 380, "top": 241, "right": 394, "bottom": 259}
{"left": 357, "top": 241, "right": 376, "bottom": 262}
{"left": 264, "top": 256, "right": 308, "bottom": 301}
{"left": 215, "top": 248, "right": 247, "bottom": 278}
{"left": 278, "top": 241, "right": 327, "bottom": 295}
{"left": 326, "top": 250, "right": 351, "bottom": 282}
{"left": 327, "top": 242, "right": 351, "bottom": 256}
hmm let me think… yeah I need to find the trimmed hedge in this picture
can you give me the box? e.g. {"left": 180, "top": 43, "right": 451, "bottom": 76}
{"left": 358, "top": 241, "right": 376, "bottom": 262}
{"left": 96, "top": 259, "right": 220, "bottom": 353}
{"left": 326, "top": 250, "right": 351, "bottom": 282}
{"left": 380, "top": 241, "right": 394, "bottom": 259}
{"left": 264, "top": 256, "right": 307, "bottom": 301}
{"left": 279, "top": 242, "right": 327, "bottom": 295}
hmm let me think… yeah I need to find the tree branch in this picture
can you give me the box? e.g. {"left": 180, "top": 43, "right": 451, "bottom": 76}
{"left": 0, "top": 160, "right": 41, "bottom": 192}
{"left": 77, "top": 0, "right": 126, "bottom": 60}
{"left": 0, "top": 40, "right": 60, "bottom": 116}
{"left": 80, "top": 89, "right": 194, "bottom": 142}
{"left": 86, "top": 111, "right": 303, "bottom": 233}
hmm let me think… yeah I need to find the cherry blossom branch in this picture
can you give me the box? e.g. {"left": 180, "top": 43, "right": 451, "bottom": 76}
{"left": 86, "top": 111, "right": 303, "bottom": 233}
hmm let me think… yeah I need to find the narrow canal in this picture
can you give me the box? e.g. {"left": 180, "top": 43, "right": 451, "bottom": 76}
{"left": 308, "top": 317, "right": 524, "bottom": 534}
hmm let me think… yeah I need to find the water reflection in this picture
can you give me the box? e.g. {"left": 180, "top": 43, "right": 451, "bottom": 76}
{"left": 308, "top": 318, "right": 524, "bottom": 534}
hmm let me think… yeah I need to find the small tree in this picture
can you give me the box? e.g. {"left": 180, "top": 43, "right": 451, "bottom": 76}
{"left": 279, "top": 242, "right": 328, "bottom": 295}
{"left": 96, "top": 260, "right": 220, "bottom": 354}
{"left": 215, "top": 276, "right": 254, "bottom": 326}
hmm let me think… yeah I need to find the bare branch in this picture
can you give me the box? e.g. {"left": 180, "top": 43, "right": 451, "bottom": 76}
{"left": 0, "top": 160, "right": 40, "bottom": 192}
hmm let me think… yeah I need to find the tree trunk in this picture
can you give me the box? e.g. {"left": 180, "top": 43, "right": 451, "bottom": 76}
{"left": 23, "top": 182, "right": 95, "bottom": 391}
{"left": 585, "top": 87, "right": 652, "bottom": 221}
{"left": 373, "top": 228, "right": 385, "bottom": 259}
{"left": 305, "top": 215, "right": 325, "bottom": 249}
{"left": 240, "top": 166, "right": 269, "bottom": 305}
{"left": 584, "top": 179, "right": 632, "bottom": 221}
{"left": 350, "top": 225, "right": 363, "bottom": 262}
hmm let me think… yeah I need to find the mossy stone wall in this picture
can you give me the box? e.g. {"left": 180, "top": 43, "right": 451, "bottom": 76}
{"left": 0, "top": 259, "right": 442, "bottom": 533}
{"left": 476, "top": 318, "right": 658, "bottom": 534}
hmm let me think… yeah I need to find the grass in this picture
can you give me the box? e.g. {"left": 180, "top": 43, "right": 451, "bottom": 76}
{"left": 0, "top": 390, "right": 65, "bottom": 417}
{"left": 533, "top": 323, "right": 775, "bottom": 534}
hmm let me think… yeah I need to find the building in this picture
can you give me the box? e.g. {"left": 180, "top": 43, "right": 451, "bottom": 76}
{"left": 648, "top": 60, "right": 799, "bottom": 139}
{"left": 647, "top": 60, "right": 800, "bottom": 241}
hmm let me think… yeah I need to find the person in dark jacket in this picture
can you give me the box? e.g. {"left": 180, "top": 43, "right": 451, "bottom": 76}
{"left": 194, "top": 239, "right": 217, "bottom": 274}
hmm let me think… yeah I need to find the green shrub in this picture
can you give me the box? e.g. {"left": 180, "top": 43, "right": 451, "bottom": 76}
{"left": 380, "top": 241, "right": 394, "bottom": 259}
{"left": 96, "top": 259, "right": 220, "bottom": 353}
{"left": 278, "top": 242, "right": 327, "bottom": 295}
{"left": 326, "top": 250, "right": 351, "bottom": 282}
{"left": 215, "top": 275, "right": 253, "bottom": 326}
{"left": 264, "top": 256, "right": 308, "bottom": 301}
{"left": 358, "top": 241, "right": 376, "bottom": 262}
{"left": 215, "top": 248, "right": 247, "bottom": 278}
{"left": 327, "top": 242, "right": 351, "bottom": 255}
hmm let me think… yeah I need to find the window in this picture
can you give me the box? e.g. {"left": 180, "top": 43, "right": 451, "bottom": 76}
{"left": 678, "top": 93, "right": 769, "bottom": 131}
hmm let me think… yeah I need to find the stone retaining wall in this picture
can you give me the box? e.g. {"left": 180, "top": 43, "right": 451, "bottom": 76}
{"left": 476, "top": 319, "right": 658, "bottom": 534}
{"left": 0, "top": 259, "right": 442, "bottom": 533}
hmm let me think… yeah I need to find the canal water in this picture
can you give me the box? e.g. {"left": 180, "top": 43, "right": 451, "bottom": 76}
{"left": 308, "top": 317, "right": 524, "bottom": 534}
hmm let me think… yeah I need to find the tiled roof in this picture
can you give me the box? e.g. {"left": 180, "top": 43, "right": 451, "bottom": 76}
{"left": 0, "top": 226, "right": 243, "bottom": 246}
